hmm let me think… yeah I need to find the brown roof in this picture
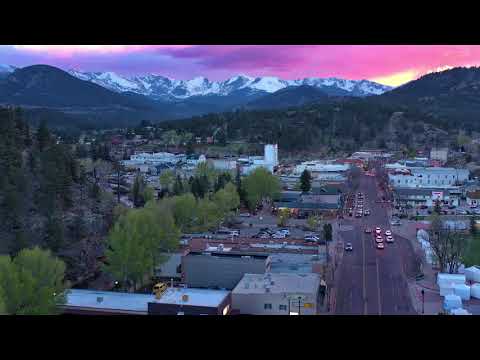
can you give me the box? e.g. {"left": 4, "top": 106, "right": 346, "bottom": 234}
{"left": 467, "top": 191, "right": 480, "bottom": 199}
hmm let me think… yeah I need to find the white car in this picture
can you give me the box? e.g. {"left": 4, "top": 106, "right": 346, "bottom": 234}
{"left": 386, "top": 235, "right": 394, "bottom": 243}
{"left": 239, "top": 213, "right": 251, "bottom": 217}
{"left": 278, "top": 228, "right": 290, "bottom": 236}
{"left": 376, "top": 242, "right": 385, "bottom": 250}
{"left": 272, "top": 232, "right": 286, "bottom": 239}
{"left": 375, "top": 227, "right": 381, "bottom": 234}
{"left": 385, "top": 230, "right": 392, "bottom": 236}
{"left": 304, "top": 236, "right": 319, "bottom": 243}
{"left": 375, "top": 236, "right": 383, "bottom": 243}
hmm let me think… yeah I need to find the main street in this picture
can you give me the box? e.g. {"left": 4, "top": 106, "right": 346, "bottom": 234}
{"left": 334, "top": 171, "right": 417, "bottom": 315}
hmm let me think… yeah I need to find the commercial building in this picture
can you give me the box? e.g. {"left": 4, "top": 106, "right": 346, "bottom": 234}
{"left": 293, "top": 160, "right": 350, "bottom": 177}
{"left": 393, "top": 188, "right": 462, "bottom": 207}
{"left": 238, "top": 144, "right": 279, "bottom": 175}
{"left": 388, "top": 167, "right": 469, "bottom": 189}
{"left": 231, "top": 273, "right": 322, "bottom": 315}
{"left": 62, "top": 288, "right": 231, "bottom": 315}
{"left": 182, "top": 251, "right": 270, "bottom": 290}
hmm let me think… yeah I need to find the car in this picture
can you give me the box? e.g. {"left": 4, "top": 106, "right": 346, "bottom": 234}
{"left": 448, "top": 205, "right": 456, "bottom": 210}
{"left": 355, "top": 212, "right": 362, "bottom": 218}
{"left": 386, "top": 235, "right": 394, "bottom": 243}
{"left": 260, "top": 234, "right": 270, "bottom": 239}
{"left": 345, "top": 243, "right": 353, "bottom": 251}
{"left": 375, "top": 236, "right": 383, "bottom": 243}
{"left": 365, "top": 227, "right": 372, "bottom": 233}
{"left": 385, "top": 230, "right": 392, "bottom": 236}
{"left": 364, "top": 209, "right": 370, "bottom": 216}
{"left": 348, "top": 212, "right": 353, "bottom": 217}
{"left": 470, "top": 204, "right": 478, "bottom": 209}
{"left": 390, "top": 220, "right": 401, "bottom": 226}
{"left": 278, "top": 228, "right": 290, "bottom": 236}
{"left": 376, "top": 242, "right": 385, "bottom": 250}
{"left": 304, "top": 235, "right": 319, "bottom": 243}
{"left": 272, "top": 232, "right": 286, "bottom": 239}
{"left": 375, "top": 227, "right": 381, "bottom": 234}
{"left": 239, "top": 213, "right": 251, "bottom": 217}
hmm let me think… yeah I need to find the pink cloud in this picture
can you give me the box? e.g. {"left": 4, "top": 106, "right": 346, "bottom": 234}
{"left": 3, "top": 45, "right": 480, "bottom": 85}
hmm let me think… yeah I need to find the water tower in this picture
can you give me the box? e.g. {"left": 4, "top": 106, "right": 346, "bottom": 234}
{"left": 264, "top": 144, "right": 278, "bottom": 166}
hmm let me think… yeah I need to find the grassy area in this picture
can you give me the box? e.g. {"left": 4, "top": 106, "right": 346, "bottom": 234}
{"left": 463, "top": 235, "right": 480, "bottom": 267}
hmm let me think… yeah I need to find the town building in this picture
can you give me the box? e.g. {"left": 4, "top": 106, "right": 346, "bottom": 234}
{"left": 430, "top": 148, "right": 449, "bottom": 163}
{"left": 393, "top": 188, "right": 462, "bottom": 208}
{"left": 388, "top": 167, "right": 469, "bottom": 189}
{"left": 467, "top": 190, "right": 480, "bottom": 207}
{"left": 182, "top": 251, "right": 270, "bottom": 290}
{"left": 62, "top": 288, "right": 231, "bottom": 315}
{"left": 238, "top": 144, "right": 279, "bottom": 175}
{"left": 231, "top": 273, "right": 322, "bottom": 315}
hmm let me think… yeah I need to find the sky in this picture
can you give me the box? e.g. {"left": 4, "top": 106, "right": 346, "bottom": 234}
{"left": 1, "top": 45, "right": 480, "bottom": 86}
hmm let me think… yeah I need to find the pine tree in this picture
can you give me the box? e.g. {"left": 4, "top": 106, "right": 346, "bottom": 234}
{"left": 36, "top": 120, "right": 51, "bottom": 152}
{"left": 173, "top": 175, "right": 184, "bottom": 196}
{"left": 300, "top": 169, "right": 312, "bottom": 193}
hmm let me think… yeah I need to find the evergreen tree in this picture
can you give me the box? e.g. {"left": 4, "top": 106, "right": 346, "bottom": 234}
{"left": 300, "top": 169, "right": 312, "bottom": 193}
{"left": 36, "top": 120, "right": 51, "bottom": 152}
{"left": 45, "top": 213, "right": 64, "bottom": 252}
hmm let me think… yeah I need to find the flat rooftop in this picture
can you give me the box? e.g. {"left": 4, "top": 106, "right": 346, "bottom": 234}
{"left": 233, "top": 273, "right": 321, "bottom": 295}
{"left": 64, "top": 289, "right": 152, "bottom": 314}
{"left": 65, "top": 287, "right": 230, "bottom": 312}
{"left": 152, "top": 288, "right": 230, "bottom": 307}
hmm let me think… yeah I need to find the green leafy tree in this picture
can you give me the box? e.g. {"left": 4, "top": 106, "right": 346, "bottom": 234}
{"left": 0, "top": 247, "right": 67, "bottom": 315}
{"left": 242, "top": 167, "right": 281, "bottom": 211}
{"left": 300, "top": 169, "right": 312, "bottom": 193}
{"left": 213, "top": 182, "right": 240, "bottom": 215}
{"left": 277, "top": 208, "right": 290, "bottom": 227}
{"left": 104, "top": 207, "right": 179, "bottom": 291}
{"left": 307, "top": 215, "right": 319, "bottom": 231}
{"left": 169, "top": 193, "right": 198, "bottom": 232}
{"left": 196, "top": 198, "right": 222, "bottom": 231}
{"left": 159, "top": 169, "right": 175, "bottom": 194}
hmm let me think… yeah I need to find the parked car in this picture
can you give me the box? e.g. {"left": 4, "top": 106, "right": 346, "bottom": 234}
{"left": 386, "top": 236, "right": 394, "bottom": 243}
{"left": 365, "top": 227, "right": 372, "bottom": 233}
{"left": 278, "top": 228, "right": 290, "bottom": 236}
{"left": 345, "top": 243, "right": 353, "bottom": 251}
{"left": 375, "top": 236, "right": 383, "bottom": 243}
{"left": 272, "top": 232, "right": 286, "bottom": 239}
{"left": 376, "top": 242, "right": 385, "bottom": 250}
{"left": 304, "top": 235, "right": 319, "bottom": 243}
{"left": 239, "top": 213, "right": 251, "bottom": 217}
{"left": 390, "top": 219, "right": 401, "bottom": 226}
{"left": 385, "top": 230, "right": 392, "bottom": 236}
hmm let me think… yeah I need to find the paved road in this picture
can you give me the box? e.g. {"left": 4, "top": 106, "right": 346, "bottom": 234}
{"left": 334, "top": 172, "right": 417, "bottom": 315}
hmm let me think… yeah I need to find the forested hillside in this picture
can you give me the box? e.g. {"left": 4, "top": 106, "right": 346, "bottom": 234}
{"left": 0, "top": 108, "right": 115, "bottom": 282}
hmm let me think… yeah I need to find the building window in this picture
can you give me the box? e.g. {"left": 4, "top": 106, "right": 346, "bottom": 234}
{"left": 264, "top": 303, "right": 273, "bottom": 310}
{"left": 279, "top": 304, "right": 287, "bottom": 311}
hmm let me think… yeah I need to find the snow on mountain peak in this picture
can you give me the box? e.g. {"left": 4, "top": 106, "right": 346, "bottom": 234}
{"left": 67, "top": 69, "right": 393, "bottom": 100}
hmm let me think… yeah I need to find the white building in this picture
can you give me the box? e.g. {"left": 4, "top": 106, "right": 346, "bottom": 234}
{"left": 294, "top": 161, "right": 350, "bottom": 176}
{"left": 388, "top": 167, "right": 469, "bottom": 189}
{"left": 430, "top": 148, "right": 449, "bottom": 163}
{"left": 238, "top": 144, "right": 279, "bottom": 175}
{"left": 231, "top": 273, "right": 321, "bottom": 315}
{"left": 122, "top": 152, "right": 186, "bottom": 169}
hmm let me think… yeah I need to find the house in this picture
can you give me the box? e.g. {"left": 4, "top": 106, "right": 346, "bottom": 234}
{"left": 467, "top": 191, "right": 480, "bottom": 207}
{"left": 182, "top": 251, "right": 270, "bottom": 290}
{"left": 231, "top": 273, "right": 322, "bottom": 315}
{"left": 62, "top": 288, "right": 231, "bottom": 315}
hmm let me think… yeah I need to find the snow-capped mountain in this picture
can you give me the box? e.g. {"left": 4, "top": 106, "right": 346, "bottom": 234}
{"left": 67, "top": 69, "right": 393, "bottom": 100}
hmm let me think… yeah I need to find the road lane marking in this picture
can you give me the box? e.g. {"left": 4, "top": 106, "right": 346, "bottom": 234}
{"left": 376, "top": 257, "right": 382, "bottom": 315}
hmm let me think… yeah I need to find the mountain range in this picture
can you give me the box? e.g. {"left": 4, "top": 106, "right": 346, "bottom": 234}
{"left": 1, "top": 63, "right": 478, "bottom": 133}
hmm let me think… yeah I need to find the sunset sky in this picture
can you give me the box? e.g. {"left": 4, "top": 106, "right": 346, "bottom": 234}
{"left": 1, "top": 45, "right": 480, "bottom": 86}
